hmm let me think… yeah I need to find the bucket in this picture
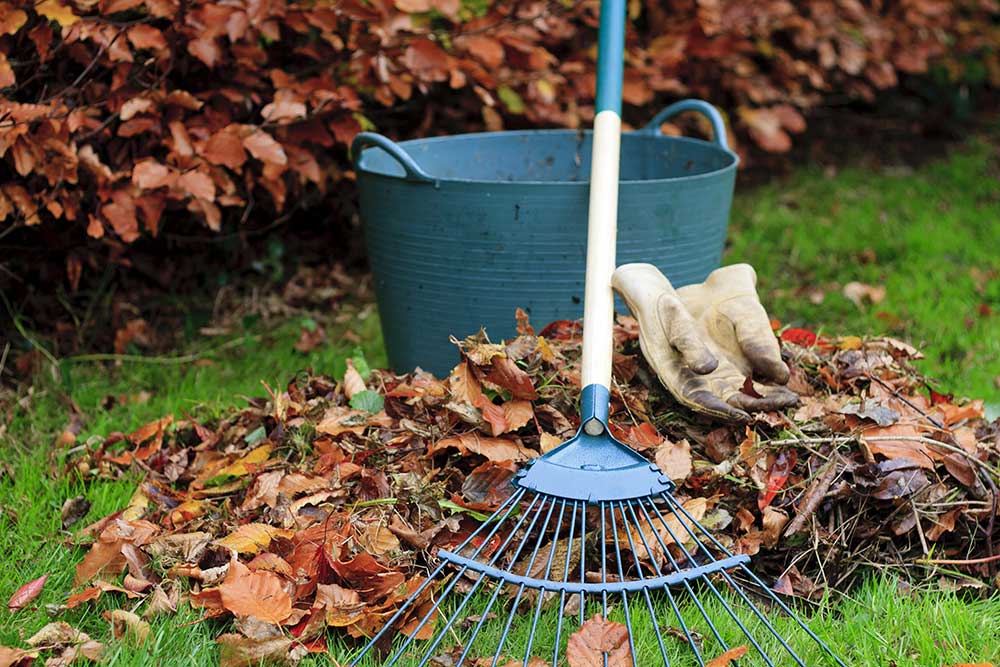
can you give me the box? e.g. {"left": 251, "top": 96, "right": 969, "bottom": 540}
{"left": 353, "top": 99, "right": 739, "bottom": 376}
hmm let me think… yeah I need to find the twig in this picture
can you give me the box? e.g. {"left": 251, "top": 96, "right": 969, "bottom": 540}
{"left": 921, "top": 553, "right": 1000, "bottom": 566}
{"left": 784, "top": 458, "right": 839, "bottom": 537}
{"left": 0, "top": 341, "right": 9, "bottom": 378}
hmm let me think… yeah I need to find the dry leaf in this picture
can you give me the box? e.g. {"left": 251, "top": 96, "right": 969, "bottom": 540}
{"left": 104, "top": 609, "right": 150, "bottom": 644}
{"left": 430, "top": 432, "right": 537, "bottom": 462}
{"left": 218, "top": 560, "right": 292, "bottom": 624}
{"left": 655, "top": 439, "right": 693, "bottom": 481}
{"left": 216, "top": 633, "right": 293, "bottom": 667}
{"left": 214, "top": 524, "right": 294, "bottom": 556}
{"left": 7, "top": 574, "right": 47, "bottom": 611}
{"left": 705, "top": 645, "right": 749, "bottom": 667}
{"left": 566, "top": 614, "right": 632, "bottom": 667}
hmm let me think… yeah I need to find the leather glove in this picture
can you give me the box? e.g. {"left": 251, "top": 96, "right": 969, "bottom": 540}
{"left": 611, "top": 263, "right": 798, "bottom": 422}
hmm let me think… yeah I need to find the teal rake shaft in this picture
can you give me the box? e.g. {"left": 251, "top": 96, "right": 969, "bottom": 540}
{"left": 347, "top": 1, "right": 849, "bottom": 665}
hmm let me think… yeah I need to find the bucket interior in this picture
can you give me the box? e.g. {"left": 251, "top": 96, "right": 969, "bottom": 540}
{"left": 359, "top": 131, "right": 736, "bottom": 184}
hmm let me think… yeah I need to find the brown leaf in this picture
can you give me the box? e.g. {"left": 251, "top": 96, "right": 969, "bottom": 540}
{"left": 842, "top": 281, "right": 886, "bottom": 308}
{"left": 127, "top": 24, "right": 167, "bottom": 51}
{"left": 0, "top": 646, "right": 37, "bottom": 667}
{"left": 202, "top": 128, "right": 248, "bottom": 170}
{"left": 404, "top": 38, "right": 450, "bottom": 82}
{"left": 188, "top": 37, "right": 221, "bottom": 67}
{"left": 566, "top": 614, "right": 632, "bottom": 667}
{"left": 243, "top": 130, "right": 287, "bottom": 166}
{"left": 218, "top": 560, "right": 292, "bottom": 624}
{"left": 343, "top": 359, "right": 366, "bottom": 399}
{"left": 655, "top": 439, "right": 692, "bottom": 482}
{"left": 216, "top": 633, "right": 293, "bottom": 667}
{"left": 178, "top": 170, "right": 215, "bottom": 202}
{"left": 132, "top": 160, "right": 176, "bottom": 190}
{"left": 7, "top": 574, "right": 47, "bottom": 611}
{"left": 430, "top": 432, "right": 537, "bottom": 462}
{"left": 705, "top": 645, "right": 749, "bottom": 667}
{"left": 485, "top": 357, "right": 538, "bottom": 399}
{"left": 462, "top": 35, "right": 505, "bottom": 68}
{"left": 449, "top": 360, "right": 484, "bottom": 406}
{"left": 104, "top": 609, "right": 150, "bottom": 644}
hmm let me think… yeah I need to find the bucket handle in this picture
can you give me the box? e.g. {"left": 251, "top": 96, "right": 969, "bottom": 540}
{"left": 351, "top": 132, "right": 436, "bottom": 184}
{"left": 640, "top": 99, "right": 729, "bottom": 150}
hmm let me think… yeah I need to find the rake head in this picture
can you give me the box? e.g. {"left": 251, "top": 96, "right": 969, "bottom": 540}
{"left": 348, "top": 387, "right": 848, "bottom": 667}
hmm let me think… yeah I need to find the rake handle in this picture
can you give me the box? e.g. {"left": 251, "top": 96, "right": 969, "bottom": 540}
{"left": 580, "top": 0, "right": 626, "bottom": 395}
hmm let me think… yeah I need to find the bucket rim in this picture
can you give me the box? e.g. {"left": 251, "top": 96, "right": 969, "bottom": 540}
{"left": 356, "top": 128, "right": 740, "bottom": 186}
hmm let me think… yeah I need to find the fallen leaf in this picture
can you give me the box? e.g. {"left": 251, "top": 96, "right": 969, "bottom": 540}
{"left": 218, "top": 560, "right": 292, "bottom": 624}
{"left": 0, "top": 646, "right": 38, "bottom": 667}
{"left": 842, "top": 281, "right": 886, "bottom": 308}
{"left": 216, "top": 633, "right": 293, "bottom": 667}
{"left": 838, "top": 399, "right": 899, "bottom": 426}
{"left": 214, "top": 524, "right": 294, "bottom": 556}
{"left": 7, "top": 574, "right": 48, "bottom": 611}
{"left": 705, "top": 645, "right": 749, "bottom": 667}
{"left": 566, "top": 614, "right": 631, "bottom": 667}
{"left": 104, "top": 609, "right": 150, "bottom": 644}
{"left": 61, "top": 496, "right": 91, "bottom": 529}
{"left": 655, "top": 439, "right": 693, "bottom": 482}
{"left": 430, "top": 432, "right": 537, "bottom": 462}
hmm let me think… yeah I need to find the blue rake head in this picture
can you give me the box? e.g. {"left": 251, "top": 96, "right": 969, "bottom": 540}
{"left": 346, "top": 386, "right": 849, "bottom": 667}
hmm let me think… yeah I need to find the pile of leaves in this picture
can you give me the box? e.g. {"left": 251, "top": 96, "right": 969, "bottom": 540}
{"left": 0, "top": 0, "right": 998, "bottom": 267}
{"left": 4, "top": 311, "right": 998, "bottom": 665}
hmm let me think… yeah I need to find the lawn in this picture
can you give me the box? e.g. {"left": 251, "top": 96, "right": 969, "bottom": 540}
{"left": 1, "top": 133, "right": 999, "bottom": 665}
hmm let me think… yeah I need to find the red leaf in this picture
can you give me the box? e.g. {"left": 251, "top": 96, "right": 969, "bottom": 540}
{"left": 7, "top": 574, "right": 48, "bottom": 611}
{"left": 780, "top": 328, "right": 818, "bottom": 347}
{"left": 758, "top": 450, "right": 797, "bottom": 511}
{"left": 485, "top": 357, "right": 538, "bottom": 400}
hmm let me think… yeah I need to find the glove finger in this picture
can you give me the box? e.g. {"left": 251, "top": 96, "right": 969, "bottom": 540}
{"left": 657, "top": 295, "right": 718, "bottom": 375}
{"left": 728, "top": 384, "right": 800, "bottom": 412}
{"left": 685, "top": 389, "right": 751, "bottom": 423}
{"left": 733, "top": 315, "right": 789, "bottom": 384}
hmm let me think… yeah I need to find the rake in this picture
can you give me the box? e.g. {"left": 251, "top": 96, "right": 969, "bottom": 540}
{"left": 347, "top": 2, "right": 849, "bottom": 665}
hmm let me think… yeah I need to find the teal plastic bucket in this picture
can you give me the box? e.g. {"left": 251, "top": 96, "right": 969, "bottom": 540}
{"left": 353, "top": 99, "right": 738, "bottom": 376}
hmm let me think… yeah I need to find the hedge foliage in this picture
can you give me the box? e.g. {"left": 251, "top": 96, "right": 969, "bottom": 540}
{"left": 0, "top": 0, "right": 997, "bottom": 259}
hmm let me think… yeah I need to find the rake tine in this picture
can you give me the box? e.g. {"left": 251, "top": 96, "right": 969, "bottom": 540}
{"left": 392, "top": 493, "right": 544, "bottom": 665}
{"left": 633, "top": 499, "right": 729, "bottom": 654}
{"left": 415, "top": 493, "right": 556, "bottom": 666}
{"left": 656, "top": 495, "right": 809, "bottom": 664}
{"left": 455, "top": 579, "right": 506, "bottom": 666}
{"left": 523, "top": 499, "right": 569, "bottom": 665}
{"left": 645, "top": 497, "right": 775, "bottom": 666}
{"left": 616, "top": 501, "right": 670, "bottom": 666}
{"left": 736, "top": 565, "right": 849, "bottom": 667}
{"left": 579, "top": 500, "right": 587, "bottom": 627}
{"left": 553, "top": 499, "right": 580, "bottom": 666}
{"left": 630, "top": 499, "right": 708, "bottom": 666}
{"left": 348, "top": 489, "right": 527, "bottom": 667}
{"left": 491, "top": 496, "right": 560, "bottom": 667}
{"left": 608, "top": 504, "right": 638, "bottom": 667}
{"left": 658, "top": 493, "right": 819, "bottom": 667}
{"left": 600, "top": 502, "right": 609, "bottom": 618}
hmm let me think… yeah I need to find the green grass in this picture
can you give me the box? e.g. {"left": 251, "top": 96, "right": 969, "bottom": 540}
{"left": 2, "top": 135, "right": 1000, "bottom": 664}
{"left": 344, "top": 578, "right": 1000, "bottom": 666}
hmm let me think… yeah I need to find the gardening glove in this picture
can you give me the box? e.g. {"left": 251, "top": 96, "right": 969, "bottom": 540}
{"left": 611, "top": 263, "right": 798, "bottom": 422}
{"left": 676, "top": 263, "right": 790, "bottom": 384}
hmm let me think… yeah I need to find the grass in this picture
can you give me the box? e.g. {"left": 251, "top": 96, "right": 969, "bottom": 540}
{"left": 2, "top": 134, "right": 999, "bottom": 664}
